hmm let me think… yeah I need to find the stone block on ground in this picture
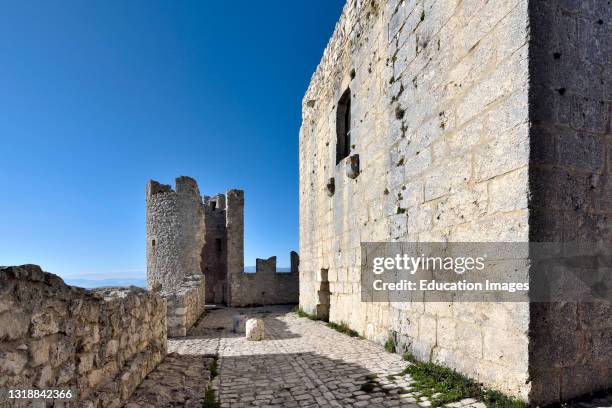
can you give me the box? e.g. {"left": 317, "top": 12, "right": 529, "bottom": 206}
{"left": 246, "top": 318, "right": 264, "bottom": 341}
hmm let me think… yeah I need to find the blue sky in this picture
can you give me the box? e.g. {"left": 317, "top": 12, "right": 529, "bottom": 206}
{"left": 0, "top": 0, "right": 344, "bottom": 283}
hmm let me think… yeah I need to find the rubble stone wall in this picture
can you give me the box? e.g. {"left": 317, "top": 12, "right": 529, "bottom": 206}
{"left": 0, "top": 265, "right": 166, "bottom": 408}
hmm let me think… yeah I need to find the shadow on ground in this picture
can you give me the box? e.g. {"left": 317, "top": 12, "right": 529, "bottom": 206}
{"left": 183, "top": 304, "right": 301, "bottom": 340}
{"left": 217, "top": 351, "right": 406, "bottom": 407}
{"left": 125, "top": 353, "right": 215, "bottom": 407}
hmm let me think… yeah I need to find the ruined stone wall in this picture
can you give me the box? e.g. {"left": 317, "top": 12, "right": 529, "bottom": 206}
{"left": 146, "top": 176, "right": 205, "bottom": 291}
{"left": 161, "top": 274, "right": 206, "bottom": 337}
{"left": 0, "top": 265, "right": 166, "bottom": 407}
{"left": 202, "top": 194, "right": 228, "bottom": 304}
{"left": 299, "top": 0, "right": 531, "bottom": 399}
{"left": 147, "top": 180, "right": 297, "bottom": 311}
{"left": 527, "top": 1, "right": 612, "bottom": 404}
{"left": 229, "top": 253, "right": 299, "bottom": 307}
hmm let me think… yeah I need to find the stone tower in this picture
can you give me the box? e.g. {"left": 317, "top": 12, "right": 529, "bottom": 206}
{"left": 146, "top": 176, "right": 205, "bottom": 291}
{"left": 146, "top": 176, "right": 298, "bottom": 309}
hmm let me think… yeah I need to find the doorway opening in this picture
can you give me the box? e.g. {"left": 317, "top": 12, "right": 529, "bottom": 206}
{"left": 316, "top": 268, "right": 331, "bottom": 321}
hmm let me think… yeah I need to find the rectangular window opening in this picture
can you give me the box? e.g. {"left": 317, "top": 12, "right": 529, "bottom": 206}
{"left": 336, "top": 88, "right": 351, "bottom": 164}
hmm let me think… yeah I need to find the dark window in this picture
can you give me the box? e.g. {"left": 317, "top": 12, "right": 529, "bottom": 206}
{"left": 336, "top": 88, "right": 352, "bottom": 164}
{"left": 151, "top": 239, "right": 156, "bottom": 247}
{"left": 211, "top": 201, "right": 217, "bottom": 211}
{"left": 215, "top": 238, "right": 222, "bottom": 253}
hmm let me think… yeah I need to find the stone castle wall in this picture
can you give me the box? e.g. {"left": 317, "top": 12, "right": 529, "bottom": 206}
{"left": 229, "top": 253, "right": 299, "bottom": 307}
{"left": 299, "top": 0, "right": 610, "bottom": 404}
{"left": 300, "top": 0, "right": 531, "bottom": 399}
{"left": 0, "top": 265, "right": 166, "bottom": 407}
{"left": 527, "top": 0, "right": 612, "bottom": 403}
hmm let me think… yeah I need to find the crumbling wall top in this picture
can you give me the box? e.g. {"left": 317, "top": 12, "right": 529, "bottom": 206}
{"left": 146, "top": 176, "right": 201, "bottom": 199}
{"left": 302, "top": 0, "right": 376, "bottom": 111}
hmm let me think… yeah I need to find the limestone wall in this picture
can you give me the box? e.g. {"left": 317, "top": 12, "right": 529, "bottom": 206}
{"left": 299, "top": 0, "right": 531, "bottom": 399}
{"left": 0, "top": 265, "right": 166, "bottom": 408}
{"left": 300, "top": 0, "right": 611, "bottom": 403}
{"left": 527, "top": 1, "right": 612, "bottom": 403}
{"left": 161, "top": 274, "right": 206, "bottom": 337}
{"left": 229, "top": 253, "right": 299, "bottom": 307}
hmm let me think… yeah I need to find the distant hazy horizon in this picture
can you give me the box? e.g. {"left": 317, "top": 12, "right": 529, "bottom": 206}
{"left": 62, "top": 265, "right": 292, "bottom": 288}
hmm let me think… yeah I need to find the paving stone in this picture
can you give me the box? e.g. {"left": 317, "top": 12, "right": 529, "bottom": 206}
{"left": 126, "top": 305, "right": 612, "bottom": 407}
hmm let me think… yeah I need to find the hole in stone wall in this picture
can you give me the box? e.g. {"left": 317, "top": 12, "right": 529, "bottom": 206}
{"left": 317, "top": 269, "right": 331, "bottom": 321}
{"left": 211, "top": 201, "right": 217, "bottom": 211}
{"left": 215, "top": 238, "right": 222, "bottom": 254}
{"left": 336, "top": 88, "right": 352, "bottom": 165}
{"left": 152, "top": 239, "right": 156, "bottom": 247}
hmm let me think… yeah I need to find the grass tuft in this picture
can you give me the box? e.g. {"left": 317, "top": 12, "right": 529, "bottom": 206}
{"left": 384, "top": 336, "right": 396, "bottom": 353}
{"left": 402, "top": 352, "right": 418, "bottom": 363}
{"left": 326, "top": 321, "right": 360, "bottom": 337}
{"left": 481, "top": 390, "right": 528, "bottom": 408}
{"left": 396, "top": 353, "right": 527, "bottom": 408}
{"left": 209, "top": 356, "right": 218, "bottom": 378}
{"left": 203, "top": 354, "right": 220, "bottom": 408}
{"left": 404, "top": 361, "right": 481, "bottom": 405}
{"left": 202, "top": 387, "right": 220, "bottom": 408}
{"left": 293, "top": 306, "right": 324, "bottom": 321}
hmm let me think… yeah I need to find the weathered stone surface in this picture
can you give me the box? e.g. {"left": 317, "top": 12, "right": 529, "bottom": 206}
{"left": 245, "top": 318, "right": 264, "bottom": 341}
{"left": 0, "top": 264, "right": 166, "bottom": 406}
{"left": 125, "top": 353, "right": 214, "bottom": 408}
{"left": 299, "top": 0, "right": 611, "bottom": 405}
{"left": 229, "top": 255, "right": 299, "bottom": 307}
{"left": 160, "top": 274, "right": 206, "bottom": 338}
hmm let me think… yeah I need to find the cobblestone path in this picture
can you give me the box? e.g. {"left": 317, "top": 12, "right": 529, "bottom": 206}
{"left": 124, "top": 353, "right": 215, "bottom": 407}
{"left": 129, "top": 305, "right": 612, "bottom": 408}
{"left": 170, "top": 305, "right": 450, "bottom": 408}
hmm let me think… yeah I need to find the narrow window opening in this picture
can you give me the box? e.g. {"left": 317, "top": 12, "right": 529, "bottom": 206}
{"left": 151, "top": 239, "right": 156, "bottom": 247}
{"left": 336, "top": 88, "right": 351, "bottom": 164}
{"left": 215, "top": 238, "right": 222, "bottom": 253}
{"left": 211, "top": 201, "right": 217, "bottom": 211}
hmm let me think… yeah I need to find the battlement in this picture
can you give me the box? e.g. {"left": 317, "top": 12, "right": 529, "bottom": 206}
{"left": 228, "top": 252, "right": 299, "bottom": 307}
{"left": 146, "top": 176, "right": 201, "bottom": 199}
{"left": 249, "top": 252, "right": 299, "bottom": 275}
{"left": 146, "top": 180, "right": 173, "bottom": 196}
